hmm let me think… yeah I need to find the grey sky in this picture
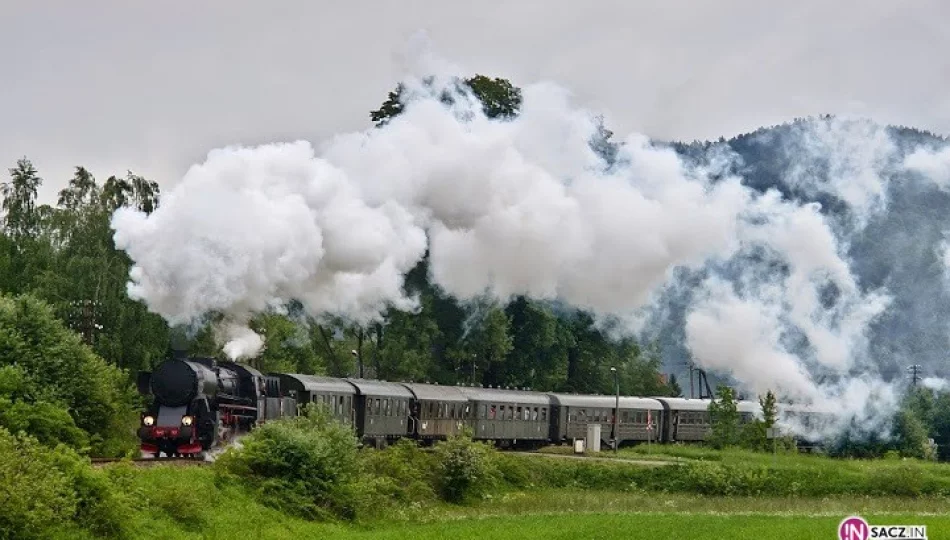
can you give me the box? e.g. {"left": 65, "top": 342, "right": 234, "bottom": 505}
{"left": 3, "top": 0, "right": 948, "bottom": 205}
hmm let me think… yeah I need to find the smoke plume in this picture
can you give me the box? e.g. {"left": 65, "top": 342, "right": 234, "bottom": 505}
{"left": 112, "top": 34, "right": 948, "bottom": 439}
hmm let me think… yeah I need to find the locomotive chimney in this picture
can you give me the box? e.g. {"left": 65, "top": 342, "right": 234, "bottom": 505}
{"left": 169, "top": 328, "right": 190, "bottom": 361}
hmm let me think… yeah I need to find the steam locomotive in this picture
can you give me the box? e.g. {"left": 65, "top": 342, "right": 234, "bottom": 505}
{"left": 136, "top": 354, "right": 832, "bottom": 458}
{"left": 136, "top": 352, "right": 294, "bottom": 458}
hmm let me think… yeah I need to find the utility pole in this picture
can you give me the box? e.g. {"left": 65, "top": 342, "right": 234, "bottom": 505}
{"left": 908, "top": 365, "right": 922, "bottom": 388}
{"left": 610, "top": 367, "right": 619, "bottom": 454}
{"left": 685, "top": 361, "right": 695, "bottom": 399}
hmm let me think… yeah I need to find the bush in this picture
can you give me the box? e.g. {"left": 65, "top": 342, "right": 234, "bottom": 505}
{"left": 0, "top": 427, "right": 133, "bottom": 540}
{"left": 0, "top": 294, "right": 139, "bottom": 456}
{"left": 432, "top": 430, "right": 501, "bottom": 504}
{"left": 0, "top": 428, "right": 77, "bottom": 539}
{"left": 215, "top": 403, "right": 362, "bottom": 521}
{"left": 358, "top": 438, "right": 436, "bottom": 506}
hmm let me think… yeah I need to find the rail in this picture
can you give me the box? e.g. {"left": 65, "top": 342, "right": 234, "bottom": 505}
{"left": 89, "top": 456, "right": 210, "bottom": 467}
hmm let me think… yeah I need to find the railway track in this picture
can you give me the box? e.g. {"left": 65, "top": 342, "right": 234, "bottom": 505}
{"left": 89, "top": 456, "right": 211, "bottom": 468}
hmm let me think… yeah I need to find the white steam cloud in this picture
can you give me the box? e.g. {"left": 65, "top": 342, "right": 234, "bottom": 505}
{"left": 904, "top": 146, "right": 950, "bottom": 191}
{"left": 922, "top": 377, "right": 950, "bottom": 392}
{"left": 111, "top": 34, "right": 941, "bottom": 440}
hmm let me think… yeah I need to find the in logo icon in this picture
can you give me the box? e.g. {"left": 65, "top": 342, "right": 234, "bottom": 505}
{"left": 839, "top": 516, "right": 869, "bottom": 540}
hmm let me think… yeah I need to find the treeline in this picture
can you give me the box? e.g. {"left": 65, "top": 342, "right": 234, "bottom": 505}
{"left": 702, "top": 383, "right": 947, "bottom": 461}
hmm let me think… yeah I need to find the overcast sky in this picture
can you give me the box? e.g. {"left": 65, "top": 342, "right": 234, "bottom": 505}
{"left": 3, "top": 0, "right": 948, "bottom": 205}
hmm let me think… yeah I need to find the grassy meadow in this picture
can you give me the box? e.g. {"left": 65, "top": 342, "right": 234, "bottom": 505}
{"left": 74, "top": 464, "right": 950, "bottom": 540}
{"left": 10, "top": 409, "right": 950, "bottom": 539}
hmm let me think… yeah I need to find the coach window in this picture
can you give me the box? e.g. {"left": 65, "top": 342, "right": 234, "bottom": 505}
{"left": 541, "top": 408, "right": 547, "bottom": 422}
{"left": 516, "top": 406, "right": 522, "bottom": 421}
{"left": 532, "top": 407, "right": 538, "bottom": 421}
{"left": 508, "top": 406, "right": 514, "bottom": 420}
{"left": 489, "top": 405, "right": 496, "bottom": 419}
{"left": 374, "top": 398, "right": 381, "bottom": 416}
{"left": 498, "top": 405, "right": 505, "bottom": 420}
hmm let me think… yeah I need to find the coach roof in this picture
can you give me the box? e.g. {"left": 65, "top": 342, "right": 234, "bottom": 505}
{"left": 457, "top": 386, "right": 552, "bottom": 406}
{"left": 548, "top": 393, "right": 664, "bottom": 410}
{"left": 399, "top": 383, "right": 468, "bottom": 402}
{"left": 278, "top": 374, "right": 357, "bottom": 394}
{"left": 344, "top": 378, "right": 414, "bottom": 398}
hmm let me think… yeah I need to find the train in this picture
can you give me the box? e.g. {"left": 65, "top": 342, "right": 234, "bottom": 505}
{"left": 136, "top": 353, "right": 832, "bottom": 458}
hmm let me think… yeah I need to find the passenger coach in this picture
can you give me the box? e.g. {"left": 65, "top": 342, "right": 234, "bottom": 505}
{"left": 401, "top": 383, "right": 469, "bottom": 442}
{"left": 549, "top": 394, "right": 664, "bottom": 447}
{"left": 458, "top": 386, "right": 551, "bottom": 447}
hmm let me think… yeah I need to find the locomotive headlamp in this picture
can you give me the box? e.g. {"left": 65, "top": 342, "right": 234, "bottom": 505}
{"left": 143, "top": 415, "right": 155, "bottom": 426}
{"left": 181, "top": 416, "right": 194, "bottom": 426}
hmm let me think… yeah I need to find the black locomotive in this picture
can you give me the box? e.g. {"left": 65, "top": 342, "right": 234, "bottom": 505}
{"left": 136, "top": 354, "right": 832, "bottom": 458}
{"left": 136, "top": 352, "right": 293, "bottom": 457}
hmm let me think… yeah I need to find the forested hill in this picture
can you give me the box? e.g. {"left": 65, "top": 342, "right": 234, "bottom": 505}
{"left": 652, "top": 117, "right": 950, "bottom": 388}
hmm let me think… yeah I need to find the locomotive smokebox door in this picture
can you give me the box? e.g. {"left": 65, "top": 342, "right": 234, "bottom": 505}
{"left": 136, "top": 371, "right": 152, "bottom": 395}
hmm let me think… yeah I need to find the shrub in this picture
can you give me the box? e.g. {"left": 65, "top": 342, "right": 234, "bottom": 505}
{"left": 50, "top": 448, "right": 135, "bottom": 538}
{"left": 0, "top": 294, "right": 139, "bottom": 456}
{"left": 215, "top": 403, "right": 361, "bottom": 521}
{"left": 432, "top": 430, "right": 501, "bottom": 504}
{"left": 358, "top": 438, "right": 436, "bottom": 507}
{"left": 0, "top": 428, "right": 77, "bottom": 539}
{"left": 0, "top": 426, "right": 133, "bottom": 540}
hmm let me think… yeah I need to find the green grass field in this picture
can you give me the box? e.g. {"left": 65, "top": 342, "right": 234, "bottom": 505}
{"left": 100, "top": 466, "right": 950, "bottom": 540}
{"left": 308, "top": 513, "right": 949, "bottom": 540}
